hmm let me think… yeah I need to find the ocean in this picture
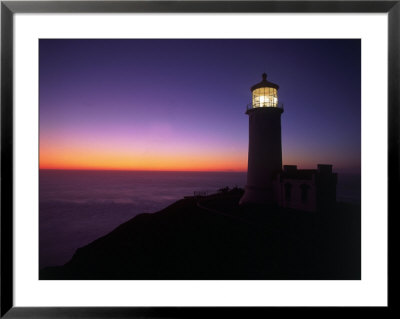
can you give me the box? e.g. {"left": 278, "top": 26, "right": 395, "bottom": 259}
{"left": 39, "top": 169, "right": 360, "bottom": 269}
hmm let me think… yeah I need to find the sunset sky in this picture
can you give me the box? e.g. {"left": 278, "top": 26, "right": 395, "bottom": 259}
{"left": 39, "top": 39, "right": 360, "bottom": 173}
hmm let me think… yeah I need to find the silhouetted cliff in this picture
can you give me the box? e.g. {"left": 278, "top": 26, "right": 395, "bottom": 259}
{"left": 40, "top": 189, "right": 360, "bottom": 280}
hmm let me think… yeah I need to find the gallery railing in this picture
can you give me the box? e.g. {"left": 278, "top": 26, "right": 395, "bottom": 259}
{"left": 246, "top": 102, "right": 284, "bottom": 112}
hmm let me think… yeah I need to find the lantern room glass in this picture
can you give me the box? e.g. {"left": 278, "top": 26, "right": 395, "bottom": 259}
{"left": 252, "top": 87, "right": 278, "bottom": 108}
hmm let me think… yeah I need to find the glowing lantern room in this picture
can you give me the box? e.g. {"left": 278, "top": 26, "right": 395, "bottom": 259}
{"left": 250, "top": 73, "right": 279, "bottom": 108}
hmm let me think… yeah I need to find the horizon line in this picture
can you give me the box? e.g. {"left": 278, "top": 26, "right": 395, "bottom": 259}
{"left": 39, "top": 168, "right": 248, "bottom": 173}
{"left": 38, "top": 168, "right": 361, "bottom": 175}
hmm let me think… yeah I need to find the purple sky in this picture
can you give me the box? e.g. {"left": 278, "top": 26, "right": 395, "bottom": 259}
{"left": 39, "top": 39, "right": 361, "bottom": 173}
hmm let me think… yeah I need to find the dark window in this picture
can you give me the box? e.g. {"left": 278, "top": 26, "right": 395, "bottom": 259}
{"left": 284, "top": 183, "right": 292, "bottom": 201}
{"left": 300, "top": 184, "right": 310, "bottom": 203}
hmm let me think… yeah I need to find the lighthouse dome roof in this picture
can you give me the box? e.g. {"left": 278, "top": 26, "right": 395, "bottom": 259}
{"left": 250, "top": 73, "right": 279, "bottom": 91}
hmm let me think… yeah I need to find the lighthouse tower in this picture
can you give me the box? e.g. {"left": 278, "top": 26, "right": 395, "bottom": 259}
{"left": 240, "top": 73, "right": 284, "bottom": 205}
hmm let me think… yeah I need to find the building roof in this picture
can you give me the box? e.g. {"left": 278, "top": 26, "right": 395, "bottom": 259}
{"left": 280, "top": 169, "right": 317, "bottom": 180}
{"left": 250, "top": 73, "right": 280, "bottom": 91}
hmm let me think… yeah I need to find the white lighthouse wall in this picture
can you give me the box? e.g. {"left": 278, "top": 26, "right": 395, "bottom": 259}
{"left": 240, "top": 108, "right": 283, "bottom": 204}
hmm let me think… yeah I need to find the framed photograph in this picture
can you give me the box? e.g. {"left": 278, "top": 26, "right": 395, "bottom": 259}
{"left": 1, "top": 0, "right": 396, "bottom": 317}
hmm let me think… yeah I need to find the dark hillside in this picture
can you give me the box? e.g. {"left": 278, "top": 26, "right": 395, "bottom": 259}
{"left": 40, "top": 189, "right": 360, "bottom": 280}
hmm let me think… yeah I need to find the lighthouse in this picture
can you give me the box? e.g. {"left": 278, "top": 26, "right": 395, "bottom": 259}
{"left": 240, "top": 73, "right": 284, "bottom": 205}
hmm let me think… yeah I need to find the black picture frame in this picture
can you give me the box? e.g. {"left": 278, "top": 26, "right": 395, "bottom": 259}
{"left": 1, "top": 1, "right": 397, "bottom": 317}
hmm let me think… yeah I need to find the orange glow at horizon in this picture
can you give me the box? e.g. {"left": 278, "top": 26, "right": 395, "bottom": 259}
{"left": 39, "top": 147, "right": 248, "bottom": 172}
{"left": 40, "top": 145, "right": 351, "bottom": 172}
{"left": 39, "top": 134, "right": 353, "bottom": 173}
